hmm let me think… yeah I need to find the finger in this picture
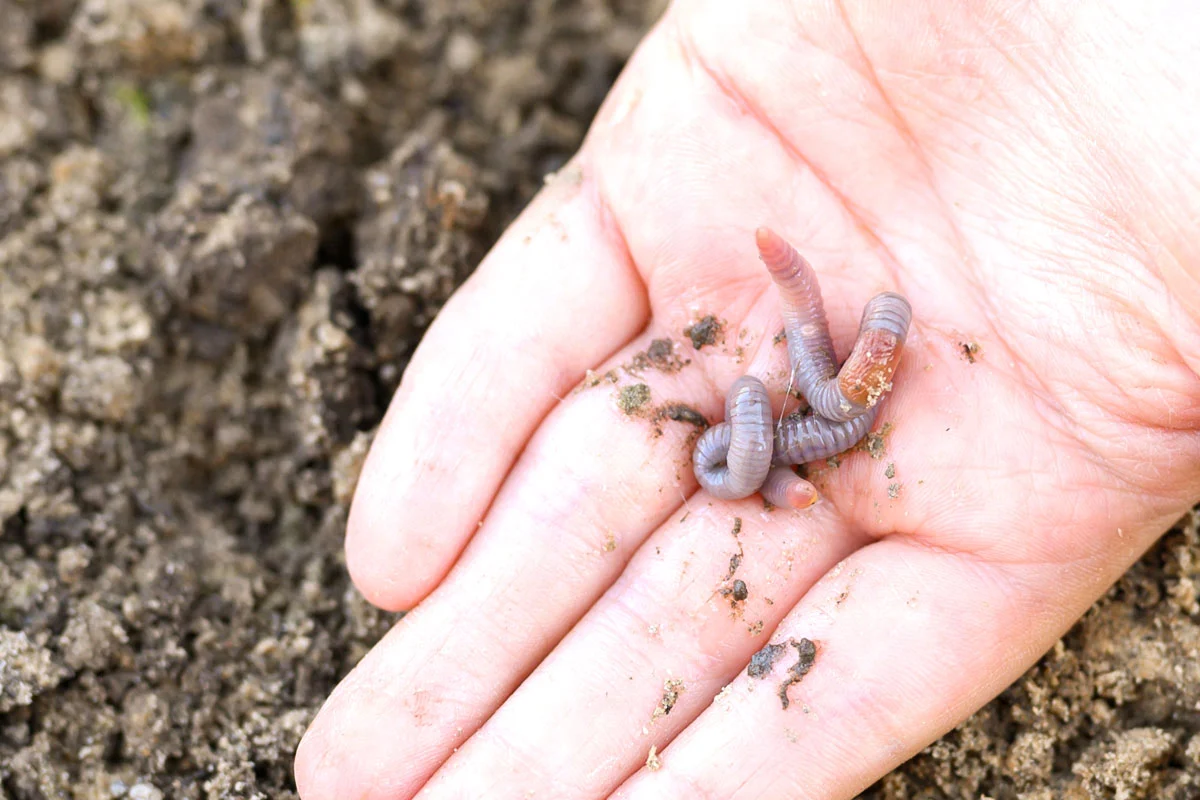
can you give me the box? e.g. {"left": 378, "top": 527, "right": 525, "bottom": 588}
{"left": 409, "top": 496, "right": 869, "bottom": 799}
{"left": 296, "top": 319, "right": 790, "bottom": 800}
{"left": 611, "top": 536, "right": 1141, "bottom": 800}
{"left": 346, "top": 161, "right": 649, "bottom": 610}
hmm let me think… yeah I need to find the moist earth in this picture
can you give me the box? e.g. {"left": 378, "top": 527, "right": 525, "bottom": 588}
{"left": 0, "top": 2, "right": 1197, "bottom": 798}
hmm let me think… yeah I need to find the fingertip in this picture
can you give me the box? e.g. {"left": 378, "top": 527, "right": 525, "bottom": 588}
{"left": 293, "top": 722, "right": 335, "bottom": 800}
{"left": 345, "top": 477, "right": 442, "bottom": 611}
{"left": 294, "top": 683, "right": 411, "bottom": 800}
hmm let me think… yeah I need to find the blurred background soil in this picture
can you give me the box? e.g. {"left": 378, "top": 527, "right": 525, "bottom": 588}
{"left": 0, "top": 2, "right": 1198, "bottom": 798}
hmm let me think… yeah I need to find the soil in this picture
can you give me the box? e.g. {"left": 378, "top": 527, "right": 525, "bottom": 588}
{"left": 622, "top": 337, "right": 689, "bottom": 376}
{"left": 777, "top": 637, "right": 816, "bottom": 711}
{"left": 652, "top": 677, "right": 684, "bottom": 721}
{"left": 617, "top": 382, "right": 651, "bottom": 415}
{"left": 684, "top": 314, "right": 723, "bottom": 350}
{"left": 747, "top": 640, "right": 788, "bottom": 680}
{"left": 1, "top": 3, "right": 1198, "bottom": 799}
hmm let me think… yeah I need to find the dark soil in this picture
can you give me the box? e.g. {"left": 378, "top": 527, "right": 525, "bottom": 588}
{"left": 0, "top": 1, "right": 662, "bottom": 797}
{"left": 684, "top": 314, "right": 723, "bottom": 350}
{"left": 1, "top": 3, "right": 1198, "bottom": 799}
{"left": 747, "top": 640, "right": 787, "bottom": 680}
{"left": 777, "top": 637, "right": 816, "bottom": 711}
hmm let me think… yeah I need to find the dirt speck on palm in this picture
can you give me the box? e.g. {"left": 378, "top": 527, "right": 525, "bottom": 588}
{"left": 618, "top": 383, "right": 652, "bottom": 414}
{"left": 1, "top": 3, "right": 1198, "bottom": 799}
{"left": 684, "top": 315, "right": 724, "bottom": 349}
{"left": 777, "top": 637, "right": 816, "bottom": 710}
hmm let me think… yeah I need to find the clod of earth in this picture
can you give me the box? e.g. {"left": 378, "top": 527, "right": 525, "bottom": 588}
{"left": 747, "top": 642, "right": 788, "bottom": 680}
{"left": 652, "top": 678, "right": 685, "bottom": 719}
{"left": 778, "top": 638, "right": 818, "bottom": 710}
{"left": 684, "top": 315, "right": 723, "bottom": 349}
{"left": 618, "top": 383, "right": 652, "bottom": 414}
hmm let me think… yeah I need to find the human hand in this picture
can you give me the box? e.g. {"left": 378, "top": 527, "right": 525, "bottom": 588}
{"left": 295, "top": 2, "right": 1200, "bottom": 797}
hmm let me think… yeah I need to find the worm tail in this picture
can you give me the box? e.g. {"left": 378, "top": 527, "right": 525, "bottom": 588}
{"left": 761, "top": 465, "right": 819, "bottom": 509}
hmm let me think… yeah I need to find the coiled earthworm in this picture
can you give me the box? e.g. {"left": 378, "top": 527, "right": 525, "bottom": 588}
{"left": 691, "top": 227, "right": 912, "bottom": 507}
{"left": 692, "top": 375, "right": 774, "bottom": 501}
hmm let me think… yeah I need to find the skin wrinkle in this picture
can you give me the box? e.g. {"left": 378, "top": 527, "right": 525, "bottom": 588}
{"left": 898, "top": 18, "right": 1164, "bottom": 370}
{"left": 594, "top": 75, "right": 769, "bottom": 337}
{"left": 779, "top": 5, "right": 1004, "bottom": 336}
{"left": 587, "top": 158, "right": 651, "bottom": 322}
{"left": 831, "top": 0, "right": 984, "bottom": 285}
{"left": 1055, "top": 255, "right": 1200, "bottom": 434}
{"left": 561, "top": 588, "right": 728, "bottom": 752}
{"left": 1007, "top": 285, "right": 1200, "bottom": 488}
{"left": 689, "top": 0, "right": 1197, "bottom": 502}
{"left": 534, "top": 165, "right": 654, "bottom": 406}
{"left": 961, "top": 5, "right": 1174, "bottom": 313}
{"left": 670, "top": 21, "right": 907, "bottom": 291}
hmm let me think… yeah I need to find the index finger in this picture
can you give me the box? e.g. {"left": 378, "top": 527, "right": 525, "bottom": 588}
{"left": 347, "top": 162, "right": 649, "bottom": 610}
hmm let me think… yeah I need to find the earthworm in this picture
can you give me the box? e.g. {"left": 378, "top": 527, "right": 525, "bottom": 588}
{"left": 773, "top": 405, "right": 880, "bottom": 465}
{"left": 691, "top": 227, "right": 911, "bottom": 506}
{"left": 760, "top": 465, "right": 818, "bottom": 509}
{"left": 693, "top": 375, "right": 774, "bottom": 501}
{"left": 756, "top": 228, "right": 911, "bottom": 422}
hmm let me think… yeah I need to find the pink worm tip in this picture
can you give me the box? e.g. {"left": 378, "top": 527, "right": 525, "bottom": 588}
{"left": 784, "top": 480, "right": 820, "bottom": 509}
{"left": 755, "top": 226, "right": 806, "bottom": 280}
{"left": 754, "top": 226, "right": 789, "bottom": 264}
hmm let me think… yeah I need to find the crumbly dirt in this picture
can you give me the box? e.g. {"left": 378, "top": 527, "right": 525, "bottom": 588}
{"left": 652, "top": 677, "right": 685, "bottom": 720}
{"left": 747, "top": 641, "right": 787, "bottom": 680}
{"left": 859, "top": 420, "right": 894, "bottom": 460}
{"left": 684, "top": 314, "right": 724, "bottom": 349}
{"left": 777, "top": 637, "right": 817, "bottom": 711}
{"left": 862, "top": 509, "right": 1200, "bottom": 800}
{"left": 1, "top": 4, "right": 1199, "bottom": 799}
{"left": 658, "top": 402, "right": 707, "bottom": 429}
{"left": 622, "top": 337, "right": 690, "bottom": 375}
{"left": 0, "top": 2, "right": 665, "bottom": 797}
{"left": 617, "top": 382, "right": 652, "bottom": 414}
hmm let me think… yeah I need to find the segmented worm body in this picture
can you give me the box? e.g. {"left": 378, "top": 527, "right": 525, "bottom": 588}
{"left": 773, "top": 405, "right": 880, "bottom": 465}
{"left": 692, "top": 376, "right": 773, "bottom": 501}
{"left": 692, "top": 228, "right": 912, "bottom": 507}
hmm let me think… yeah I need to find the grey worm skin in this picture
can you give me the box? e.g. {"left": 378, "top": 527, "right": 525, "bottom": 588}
{"left": 692, "top": 375, "right": 773, "bottom": 501}
{"left": 692, "top": 228, "right": 913, "bottom": 508}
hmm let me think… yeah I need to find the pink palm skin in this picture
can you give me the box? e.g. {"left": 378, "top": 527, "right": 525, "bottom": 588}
{"left": 295, "top": 2, "right": 1200, "bottom": 798}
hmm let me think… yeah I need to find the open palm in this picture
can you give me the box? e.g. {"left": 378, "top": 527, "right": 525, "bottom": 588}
{"left": 296, "top": 2, "right": 1200, "bottom": 798}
